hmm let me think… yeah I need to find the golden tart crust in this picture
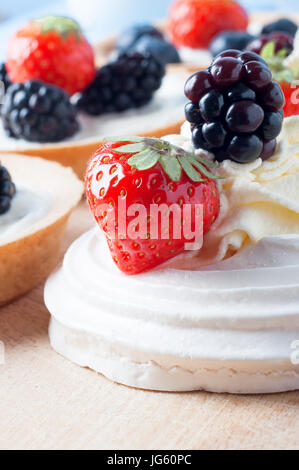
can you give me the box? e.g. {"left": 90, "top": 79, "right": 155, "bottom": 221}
{"left": 0, "top": 154, "right": 83, "bottom": 306}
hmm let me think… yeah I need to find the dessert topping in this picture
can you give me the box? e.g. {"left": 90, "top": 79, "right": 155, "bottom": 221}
{"left": 85, "top": 138, "right": 220, "bottom": 275}
{"left": 261, "top": 18, "right": 298, "bottom": 38}
{"left": 2, "top": 80, "right": 79, "bottom": 142}
{"left": 0, "top": 17, "right": 170, "bottom": 144}
{"left": 116, "top": 24, "right": 180, "bottom": 66}
{"left": 279, "top": 82, "right": 299, "bottom": 118}
{"left": 246, "top": 32, "right": 294, "bottom": 57}
{"left": 185, "top": 50, "right": 285, "bottom": 163}
{"left": 209, "top": 31, "right": 255, "bottom": 58}
{"left": 116, "top": 24, "right": 164, "bottom": 54}
{"left": 260, "top": 41, "right": 299, "bottom": 118}
{"left": 74, "top": 52, "right": 165, "bottom": 116}
{"left": 0, "top": 63, "right": 11, "bottom": 94}
{"left": 6, "top": 16, "right": 96, "bottom": 96}
{"left": 133, "top": 36, "right": 181, "bottom": 66}
{"left": 169, "top": 0, "right": 248, "bottom": 49}
{"left": 0, "top": 164, "right": 16, "bottom": 215}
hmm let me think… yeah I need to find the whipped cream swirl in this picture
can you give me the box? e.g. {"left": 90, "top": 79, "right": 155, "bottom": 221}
{"left": 163, "top": 117, "right": 299, "bottom": 267}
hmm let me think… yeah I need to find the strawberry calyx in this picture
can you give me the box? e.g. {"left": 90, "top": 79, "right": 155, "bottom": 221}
{"left": 261, "top": 41, "right": 298, "bottom": 83}
{"left": 33, "top": 16, "right": 82, "bottom": 39}
{"left": 105, "top": 136, "right": 222, "bottom": 182}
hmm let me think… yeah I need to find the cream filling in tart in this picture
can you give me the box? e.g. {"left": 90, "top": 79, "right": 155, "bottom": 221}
{"left": 0, "top": 154, "right": 83, "bottom": 244}
{"left": 0, "top": 72, "right": 187, "bottom": 151}
{"left": 0, "top": 188, "right": 49, "bottom": 246}
{"left": 0, "top": 154, "right": 83, "bottom": 306}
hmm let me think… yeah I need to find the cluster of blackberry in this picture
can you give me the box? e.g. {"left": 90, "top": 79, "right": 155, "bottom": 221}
{"left": 0, "top": 63, "right": 11, "bottom": 93}
{"left": 1, "top": 62, "right": 80, "bottom": 142}
{"left": 185, "top": 50, "right": 285, "bottom": 163}
{"left": 1, "top": 48, "right": 166, "bottom": 140}
{"left": 2, "top": 81, "right": 79, "bottom": 143}
{"left": 74, "top": 52, "right": 165, "bottom": 116}
{"left": 0, "top": 164, "right": 16, "bottom": 215}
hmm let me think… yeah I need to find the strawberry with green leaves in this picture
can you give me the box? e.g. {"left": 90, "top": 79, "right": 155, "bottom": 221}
{"left": 7, "top": 16, "right": 96, "bottom": 96}
{"left": 261, "top": 41, "right": 299, "bottom": 118}
{"left": 86, "top": 137, "right": 220, "bottom": 275}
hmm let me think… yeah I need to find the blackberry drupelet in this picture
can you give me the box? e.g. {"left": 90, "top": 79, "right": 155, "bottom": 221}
{"left": 74, "top": 52, "right": 165, "bottom": 116}
{"left": 0, "top": 164, "right": 16, "bottom": 215}
{"left": 0, "top": 63, "right": 11, "bottom": 110}
{"left": 1, "top": 80, "right": 79, "bottom": 143}
{"left": 0, "top": 63, "right": 11, "bottom": 93}
{"left": 184, "top": 50, "right": 285, "bottom": 164}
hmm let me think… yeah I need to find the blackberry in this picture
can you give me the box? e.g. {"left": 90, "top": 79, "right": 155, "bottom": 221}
{"left": 0, "top": 164, "right": 16, "bottom": 215}
{"left": 246, "top": 32, "right": 294, "bottom": 56}
{"left": 133, "top": 36, "right": 180, "bottom": 65}
{"left": 1, "top": 80, "right": 79, "bottom": 143}
{"left": 0, "top": 63, "right": 11, "bottom": 93}
{"left": 262, "top": 18, "right": 298, "bottom": 38}
{"left": 0, "top": 63, "right": 11, "bottom": 107}
{"left": 74, "top": 52, "right": 165, "bottom": 116}
{"left": 209, "top": 31, "right": 255, "bottom": 58}
{"left": 116, "top": 24, "right": 164, "bottom": 54}
{"left": 184, "top": 50, "right": 284, "bottom": 164}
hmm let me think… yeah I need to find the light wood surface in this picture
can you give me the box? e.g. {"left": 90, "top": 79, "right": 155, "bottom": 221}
{"left": 0, "top": 201, "right": 298, "bottom": 450}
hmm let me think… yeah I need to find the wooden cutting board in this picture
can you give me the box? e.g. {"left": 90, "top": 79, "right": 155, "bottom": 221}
{"left": 0, "top": 200, "right": 298, "bottom": 450}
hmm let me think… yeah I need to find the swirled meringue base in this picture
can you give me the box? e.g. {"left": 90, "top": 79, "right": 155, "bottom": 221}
{"left": 49, "top": 317, "right": 299, "bottom": 394}
{"left": 45, "top": 229, "right": 299, "bottom": 394}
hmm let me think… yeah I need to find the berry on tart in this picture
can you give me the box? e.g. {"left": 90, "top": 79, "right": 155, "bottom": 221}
{"left": 74, "top": 52, "right": 165, "bottom": 116}
{"left": 262, "top": 18, "right": 298, "bottom": 38}
{"left": 185, "top": 50, "right": 285, "bottom": 163}
{"left": 0, "top": 63, "right": 11, "bottom": 93}
{"left": 86, "top": 137, "right": 220, "bottom": 275}
{"left": 116, "top": 24, "right": 164, "bottom": 54}
{"left": 0, "top": 163, "right": 16, "bottom": 215}
{"left": 116, "top": 24, "right": 180, "bottom": 66}
{"left": 6, "top": 16, "right": 96, "bottom": 96}
{"left": 134, "top": 36, "right": 181, "bottom": 66}
{"left": 1, "top": 80, "right": 79, "bottom": 142}
{"left": 279, "top": 82, "right": 299, "bottom": 118}
{"left": 246, "top": 32, "right": 294, "bottom": 57}
{"left": 209, "top": 31, "right": 255, "bottom": 58}
{"left": 259, "top": 41, "right": 299, "bottom": 118}
{"left": 168, "top": 0, "right": 249, "bottom": 49}
{"left": 0, "top": 17, "right": 186, "bottom": 177}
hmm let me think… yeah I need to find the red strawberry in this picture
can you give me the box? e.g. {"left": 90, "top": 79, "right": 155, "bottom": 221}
{"left": 168, "top": 0, "right": 248, "bottom": 49}
{"left": 6, "top": 16, "right": 95, "bottom": 96}
{"left": 280, "top": 81, "right": 299, "bottom": 118}
{"left": 86, "top": 137, "right": 220, "bottom": 275}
